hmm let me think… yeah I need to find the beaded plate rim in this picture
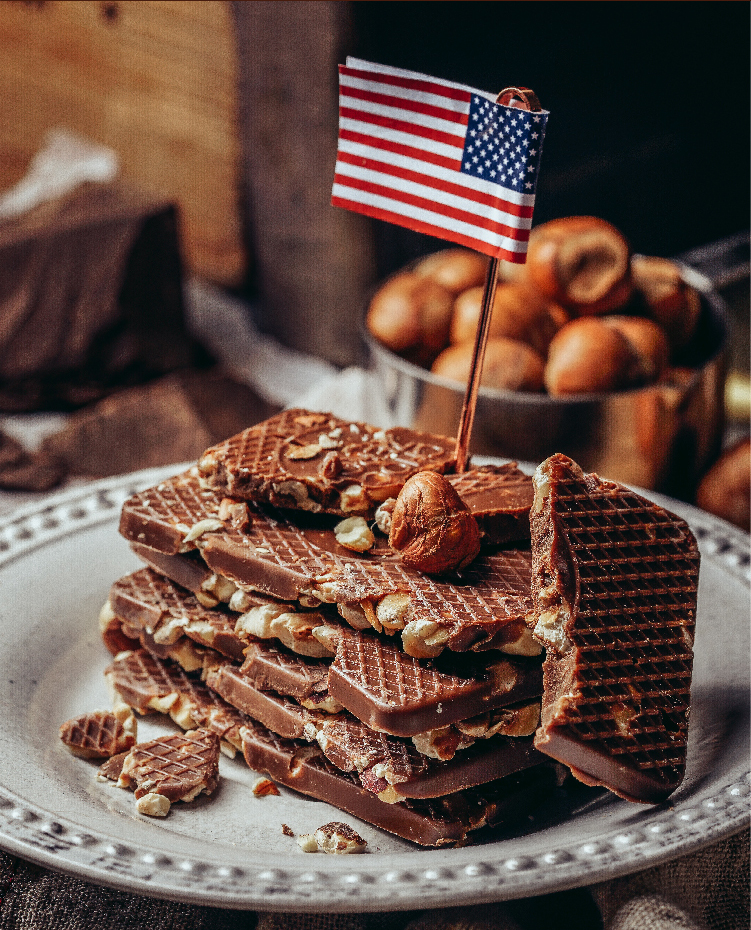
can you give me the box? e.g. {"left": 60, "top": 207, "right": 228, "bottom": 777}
{"left": 0, "top": 464, "right": 748, "bottom": 912}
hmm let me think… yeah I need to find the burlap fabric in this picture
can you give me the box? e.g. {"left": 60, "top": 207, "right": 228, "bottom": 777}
{"left": 0, "top": 830, "right": 746, "bottom": 930}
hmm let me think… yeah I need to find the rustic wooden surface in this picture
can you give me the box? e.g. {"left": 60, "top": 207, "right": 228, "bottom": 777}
{"left": 233, "top": 1, "right": 377, "bottom": 367}
{"left": 0, "top": 0, "right": 244, "bottom": 285}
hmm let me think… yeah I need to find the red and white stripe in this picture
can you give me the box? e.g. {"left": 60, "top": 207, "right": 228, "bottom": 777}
{"left": 332, "top": 58, "right": 536, "bottom": 262}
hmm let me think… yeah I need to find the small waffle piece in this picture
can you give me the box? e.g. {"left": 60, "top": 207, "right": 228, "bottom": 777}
{"left": 529, "top": 453, "right": 700, "bottom": 803}
{"left": 112, "top": 729, "right": 220, "bottom": 816}
{"left": 197, "top": 408, "right": 456, "bottom": 518}
{"left": 59, "top": 710, "right": 136, "bottom": 759}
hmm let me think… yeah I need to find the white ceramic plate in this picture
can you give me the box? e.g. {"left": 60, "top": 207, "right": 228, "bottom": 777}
{"left": 0, "top": 465, "right": 748, "bottom": 912}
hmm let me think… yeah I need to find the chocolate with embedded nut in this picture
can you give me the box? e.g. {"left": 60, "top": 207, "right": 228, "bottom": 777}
{"left": 119, "top": 471, "right": 540, "bottom": 659}
{"left": 529, "top": 453, "right": 700, "bottom": 803}
{"left": 197, "top": 408, "right": 456, "bottom": 518}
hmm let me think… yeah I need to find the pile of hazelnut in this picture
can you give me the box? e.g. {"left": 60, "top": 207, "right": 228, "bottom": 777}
{"left": 366, "top": 216, "right": 703, "bottom": 396}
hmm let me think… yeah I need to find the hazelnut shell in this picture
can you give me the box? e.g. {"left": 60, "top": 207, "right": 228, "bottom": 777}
{"left": 389, "top": 471, "right": 481, "bottom": 574}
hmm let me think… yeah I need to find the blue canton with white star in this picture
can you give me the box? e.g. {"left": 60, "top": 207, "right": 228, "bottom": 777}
{"left": 461, "top": 95, "right": 548, "bottom": 194}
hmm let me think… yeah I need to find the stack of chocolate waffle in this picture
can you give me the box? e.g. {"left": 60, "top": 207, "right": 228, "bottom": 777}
{"left": 64, "top": 409, "right": 700, "bottom": 846}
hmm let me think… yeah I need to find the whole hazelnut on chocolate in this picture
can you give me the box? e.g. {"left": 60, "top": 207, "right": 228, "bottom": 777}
{"left": 450, "top": 282, "right": 568, "bottom": 356}
{"left": 630, "top": 255, "right": 702, "bottom": 355}
{"left": 413, "top": 248, "right": 489, "bottom": 294}
{"left": 544, "top": 317, "right": 640, "bottom": 395}
{"left": 432, "top": 337, "right": 545, "bottom": 392}
{"left": 389, "top": 471, "right": 481, "bottom": 574}
{"left": 601, "top": 315, "right": 670, "bottom": 383}
{"left": 366, "top": 272, "right": 454, "bottom": 366}
{"left": 526, "top": 217, "right": 633, "bottom": 315}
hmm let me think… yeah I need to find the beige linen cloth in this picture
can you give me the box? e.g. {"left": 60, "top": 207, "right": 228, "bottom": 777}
{"left": 0, "top": 829, "right": 746, "bottom": 929}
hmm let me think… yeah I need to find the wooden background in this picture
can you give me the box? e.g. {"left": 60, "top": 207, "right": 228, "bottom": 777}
{"left": 0, "top": 0, "right": 245, "bottom": 286}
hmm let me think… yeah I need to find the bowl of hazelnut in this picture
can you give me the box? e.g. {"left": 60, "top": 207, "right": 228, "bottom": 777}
{"left": 365, "top": 216, "right": 727, "bottom": 497}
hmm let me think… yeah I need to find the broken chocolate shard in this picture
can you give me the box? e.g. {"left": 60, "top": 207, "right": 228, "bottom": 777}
{"left": 529, "top": 453, "right": 700, "bottom": 803}
{"left": 197, "top": 408, "right": 456, "bottom": 518}
{"left": 447, "top": 463, "right": 533, "bottom": 545}
{"left": 118, "top": 728, "right": 220, "bottom": 802}
{"left": 59, "top": 710, "right": 136, "bottom": 759}
{"left": 240, "top": 718, "right": 553, "bottom": 846}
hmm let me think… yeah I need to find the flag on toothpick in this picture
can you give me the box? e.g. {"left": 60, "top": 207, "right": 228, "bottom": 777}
{"left": 332, "top": 58, "right": 549, "bottom": 263}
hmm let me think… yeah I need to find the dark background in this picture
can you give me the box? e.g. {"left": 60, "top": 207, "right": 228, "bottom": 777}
{"left": 349, "top": 1, "right": 750, "bottom": 275}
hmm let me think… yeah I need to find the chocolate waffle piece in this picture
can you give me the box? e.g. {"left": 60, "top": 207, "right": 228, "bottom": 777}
{"left": 446, "top": 463, "right": 533, "bottom": 545}
{"left": 115, "top": 560, "right": 343, "bottom": 659}
{"left": 529, "top": 453, "right": 700, "bottom": 803}
{"left": 197, "top": 408, "right": 456, "bottom": 518}
{"left": 207, "top": 663, "right": 542, "bottom": 799}
{"left": 328, "top": 627, "right": 542, "bottom": 736}
{"left": 119, "top": 471, "right": 540, "bottom": 659}
{"left": 240, "top": 718, "right": 555, "bottom": 846}
{"left": 59, "top": 710, "right": 136, "bottom": 759}
{"left": 100, "top": 728, "right": 220, "bottom": 816}
{"left": 105, "top": 649, "right": 247, "bottom": 754}
{"left": 111, "top": 568, "right": 246, "bottom": 662}
{"left": 130, "top": 543, "right": 238, "bottom": 607}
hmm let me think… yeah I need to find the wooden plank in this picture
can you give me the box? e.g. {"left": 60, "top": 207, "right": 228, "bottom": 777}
{"left": 0, "top": 0, "right": 244, "bottom": 285}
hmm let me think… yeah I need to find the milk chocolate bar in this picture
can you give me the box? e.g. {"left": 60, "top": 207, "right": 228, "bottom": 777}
{"left": 240, "top": 719, "right": 555, "bottom": 846}
{"left": 446, "top": 463, "right": 533, "bottom": 545}
{"left": 328, "top": 627, "right": 542, "bottom": 736}
{"left": 119, "top": 559, "right": 342, "bottom": 659}
{"left": 197, "top": 409, "right": 456, "bottom": 518}
{"left": 529, "top": 454, "right": 700, "bottom": 803}
{"left": 119, "top": 472, "right": 540, "bottom": 658}
{"left": 206, "top": 663, "right": 542, "bottom": 799}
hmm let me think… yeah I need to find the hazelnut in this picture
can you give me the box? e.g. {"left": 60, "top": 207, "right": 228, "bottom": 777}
{"left": 526, "top": 217, "right": 633, "bottom": 315}
{"left": 601, "top": 315, "right": 670, "bottom": 383}
{"left": 366, "top": 271, "right": 454, "bottom": 365}
{"left": 544, "top": 317, "right": 640, "bottom": 395}
{"left": 696, "top": 438, "right": 750, "bottom": 532}
{"left": 431, "top": 338, "right": 545, "bottom": 392}
{"left": 334, "top": 516, "right": 375, "bottom": 552}
{"left": 450, "top": 282, "right": 567, "bottom": 356}
{"left": 630, "top": 255, "right": 702, "bottom": 354}
{"left": 389, "top": 471, "right": 481, "bottom": 574}
{"left": 413, "top": 248, "right": 489, "bottom": 293}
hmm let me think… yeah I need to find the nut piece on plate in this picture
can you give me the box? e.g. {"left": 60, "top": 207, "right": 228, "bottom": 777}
{"left": 544, "top": 317, "right": 641, "bottom": 395}
{"left": 432, "top": 337, "right": 545, "bottom": 392}
{"left": 696, "top": 437, "right": 751, "bottom": 532}
{"left": 525, "top": 217, "right": 633, "bottom": 315}
{"left": 630, "top": 255, "right": 702, "bottom": 354}
{"left": 450, "top": 282, "right": 568, "bottom": 356}
{"left": 366, "top": 271, "right": 454, "bottom": 366}
{"left": 252, "top": 776, "right": 280, "bottom": 797}
{"left": 413, "top": 247, "right": 489, "bottom": 294}
{"left": 389, "top": 471, "right": 481, "bottom": 574}
{"left": 298, "top": 821, "right": 367, "bottom": 854}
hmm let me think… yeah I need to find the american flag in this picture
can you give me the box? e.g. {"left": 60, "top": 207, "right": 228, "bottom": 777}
{"left": 332, "top": 58, "right": 549, "bottom": 263}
